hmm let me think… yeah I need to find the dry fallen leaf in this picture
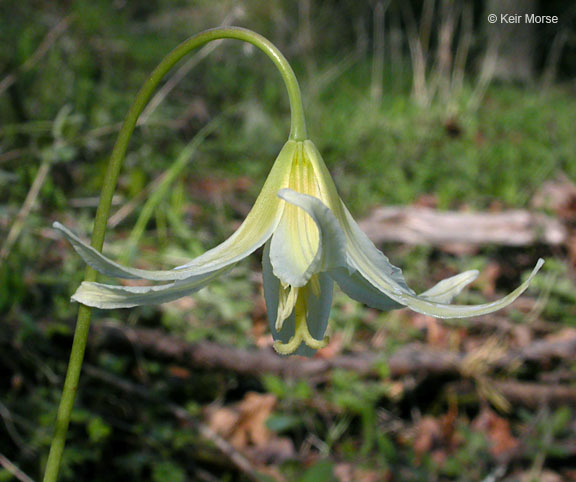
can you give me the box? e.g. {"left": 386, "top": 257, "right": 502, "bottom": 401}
{"left": 475, "top": 261, "right": 501, "bottom": 297}
{"left": 532, "top": 176, "right": 576, "bottom": 220}
{"left": 204, "top": 392, "right": 295, "bottom": 465}
{"left": 518, "top": 469, "right": 565, "bottom": 482}
{"left": 412, "top": 314, "right": 451, "bottom": 348}
{"left": 316, "top": 333, "right": 344, "bottom": 359}
{"left": 567, "top": 234, "right": 576, "bottom": 268}
{"left": 472, "top": 407, "right": 518, "bottom": 457}
{"left": 167, "top": 365, "right": 191, "bottom": 379}
{"left": 412, "top": 193, "right": 438, "bottom": 208}
{"left": 334, "top": 463, "right": 388, "bottom": 482}
{"left": 412, "top": 402, "right": 461, "bottom": 466}
{"left": 413, "top": 416, "right": 442, "bottom": 462}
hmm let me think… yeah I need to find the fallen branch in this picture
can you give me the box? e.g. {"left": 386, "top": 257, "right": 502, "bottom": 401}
{"left": 449, "top": 380, "right": 576, "bottom": 408}
{"left": 358, "top": 206, "right": 567, "bottom": 246}
{"left": 93, "top": 324, "right": 576, "bottom": 381}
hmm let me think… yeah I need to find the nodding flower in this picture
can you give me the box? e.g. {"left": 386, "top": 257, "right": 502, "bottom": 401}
{"left": 54, "top": 139, "right": 543, "bottom": 356}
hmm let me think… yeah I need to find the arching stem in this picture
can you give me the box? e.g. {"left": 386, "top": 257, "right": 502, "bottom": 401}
{"left": 43, "top": 27, "right": 307, "bottom": 482}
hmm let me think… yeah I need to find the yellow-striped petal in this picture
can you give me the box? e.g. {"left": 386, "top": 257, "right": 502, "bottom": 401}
{"left": 332, "top": 199, "right": 544, "bottom": 318}
{"left": 330, "top": 268, "right": 402, "bottom": 310}
{"left": 176, "top": 140, "right": 296, "bottom": 271}
{"left": 331, "top": 268, "right": 479, "bottom": 310}
{"left": 269, "top": 189, "right": 347, "bottom": 287}
{"left": 419, "top": 270, "right": 479, "bottom": 303}
{"left": 305, "top": 139, "right": 543, "bottom": 319}
{"left": 54, "top": 141, "right": 296, "bottom": 282}
{"left": 387, "top": 259, "right": 544, "bottom": 318}
{"left": 72, "top": 266, "right": 231, "bottom": 309}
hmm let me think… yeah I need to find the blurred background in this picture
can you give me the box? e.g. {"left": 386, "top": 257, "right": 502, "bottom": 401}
{"left": 1, "top": 1, "right": 576, "bottom": 480}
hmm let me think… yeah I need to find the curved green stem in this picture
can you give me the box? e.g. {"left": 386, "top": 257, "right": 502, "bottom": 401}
{"left": 43, "top": 27, "right": 307, "bottom": 482}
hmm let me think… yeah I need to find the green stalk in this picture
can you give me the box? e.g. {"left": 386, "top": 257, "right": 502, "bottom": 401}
{"left": 43, "top": 27, "right": 307, "bottom": 482}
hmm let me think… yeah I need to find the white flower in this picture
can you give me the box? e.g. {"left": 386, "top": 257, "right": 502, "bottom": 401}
{"left": 55, "top": 140, "right": 543, "bottom": 356}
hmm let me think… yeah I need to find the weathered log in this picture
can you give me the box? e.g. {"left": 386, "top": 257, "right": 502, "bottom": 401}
{"left": 358, "top": 207, "right": 567, "bottom": 246}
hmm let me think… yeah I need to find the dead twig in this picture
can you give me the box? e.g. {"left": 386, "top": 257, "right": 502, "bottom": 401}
{"left": 459, "top": 314, "right": 560, "bottom": 336}
{"left": 83, "top": 364, "right": 265, "bottom": 481}
{"left": 0, "top": 401, "right": 34, "bottom": 457}
{"left": 540, "top": 29, "right": 569, "bottom": 92}
{"left": 1, "top": 159, "right": 51, "bottom": 263}
{"left": 138, "top": 8, "right": 243, "bottom": 125}
{"left": 0, "top": 16, "right": 72, "bottom": 96}
{"left": 0, "top": 149, "right": 25, "bottom": 165}
{"left": 0, "top": 453, "right": 34, "bottom": 482}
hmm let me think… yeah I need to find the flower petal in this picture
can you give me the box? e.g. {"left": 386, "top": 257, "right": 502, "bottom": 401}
{"left": 263, "top": 240, "right": 296, "bottom": 342}
{"left": 331, "top": 269, "right": 480, "bottom": 310}
{"left": 269, "top": 189, "right": 347, "bottom": 287}
{"left": 304, "top": 140, "right": 413, "bottom": 294}
{"left": 263, "top": 241, "right": 332, "bottom": 357}
{"left": 419, "top": 270, "right": 479, "bottom": 303}
{"left": 53, "top": 141, "right": 296, "bottom": 281}
{"left": 53, "top": 222, "right": 191, "bottom": 281}
{"left": 298, "top": 272, "right": 333, "bottom": 357}
{"left": 303, "top": 141, "right": 543, "bottom": 318}
{"left": 176, "top": 141, "right": 296, "bottom": 271}
{"left": 330, "top": 268, "right": 402, "bottom": 311}
{"left": 362, "top": 259, "right": 544, "bottom": 319}
{"left": 336, "top": 204, "right": 415, "bottom": 295}
{"left": 71, "top": 267, "right": 231, "bottom": 309}
{"left": 275, "top": 284, "right": 299, "bottom": 332}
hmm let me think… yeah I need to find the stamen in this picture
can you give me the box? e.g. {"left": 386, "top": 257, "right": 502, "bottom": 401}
{"left": 301, "top": 331, "right": 329, "bottom": 350}
{"left": 275, "top": 285, "right": 299, "bottom": 331}
{"left": 273, "top": 287, "right": 329, "bottom": 355}
{"left": 273, "top": 332, "right": 303, "bottom": 355}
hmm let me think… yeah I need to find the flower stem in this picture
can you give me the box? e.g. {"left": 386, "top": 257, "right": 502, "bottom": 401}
{"left": 43, "top": 27, "right": 307, "bottom": 482}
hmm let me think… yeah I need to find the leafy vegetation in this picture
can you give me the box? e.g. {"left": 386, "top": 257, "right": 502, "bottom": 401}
{"left": 1, "top": 1, "right": 575, "bottom": 481}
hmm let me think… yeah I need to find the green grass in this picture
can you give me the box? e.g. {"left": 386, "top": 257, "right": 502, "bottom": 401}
{"left": 1, "top": 2, "right": 576, "bottom": 480}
